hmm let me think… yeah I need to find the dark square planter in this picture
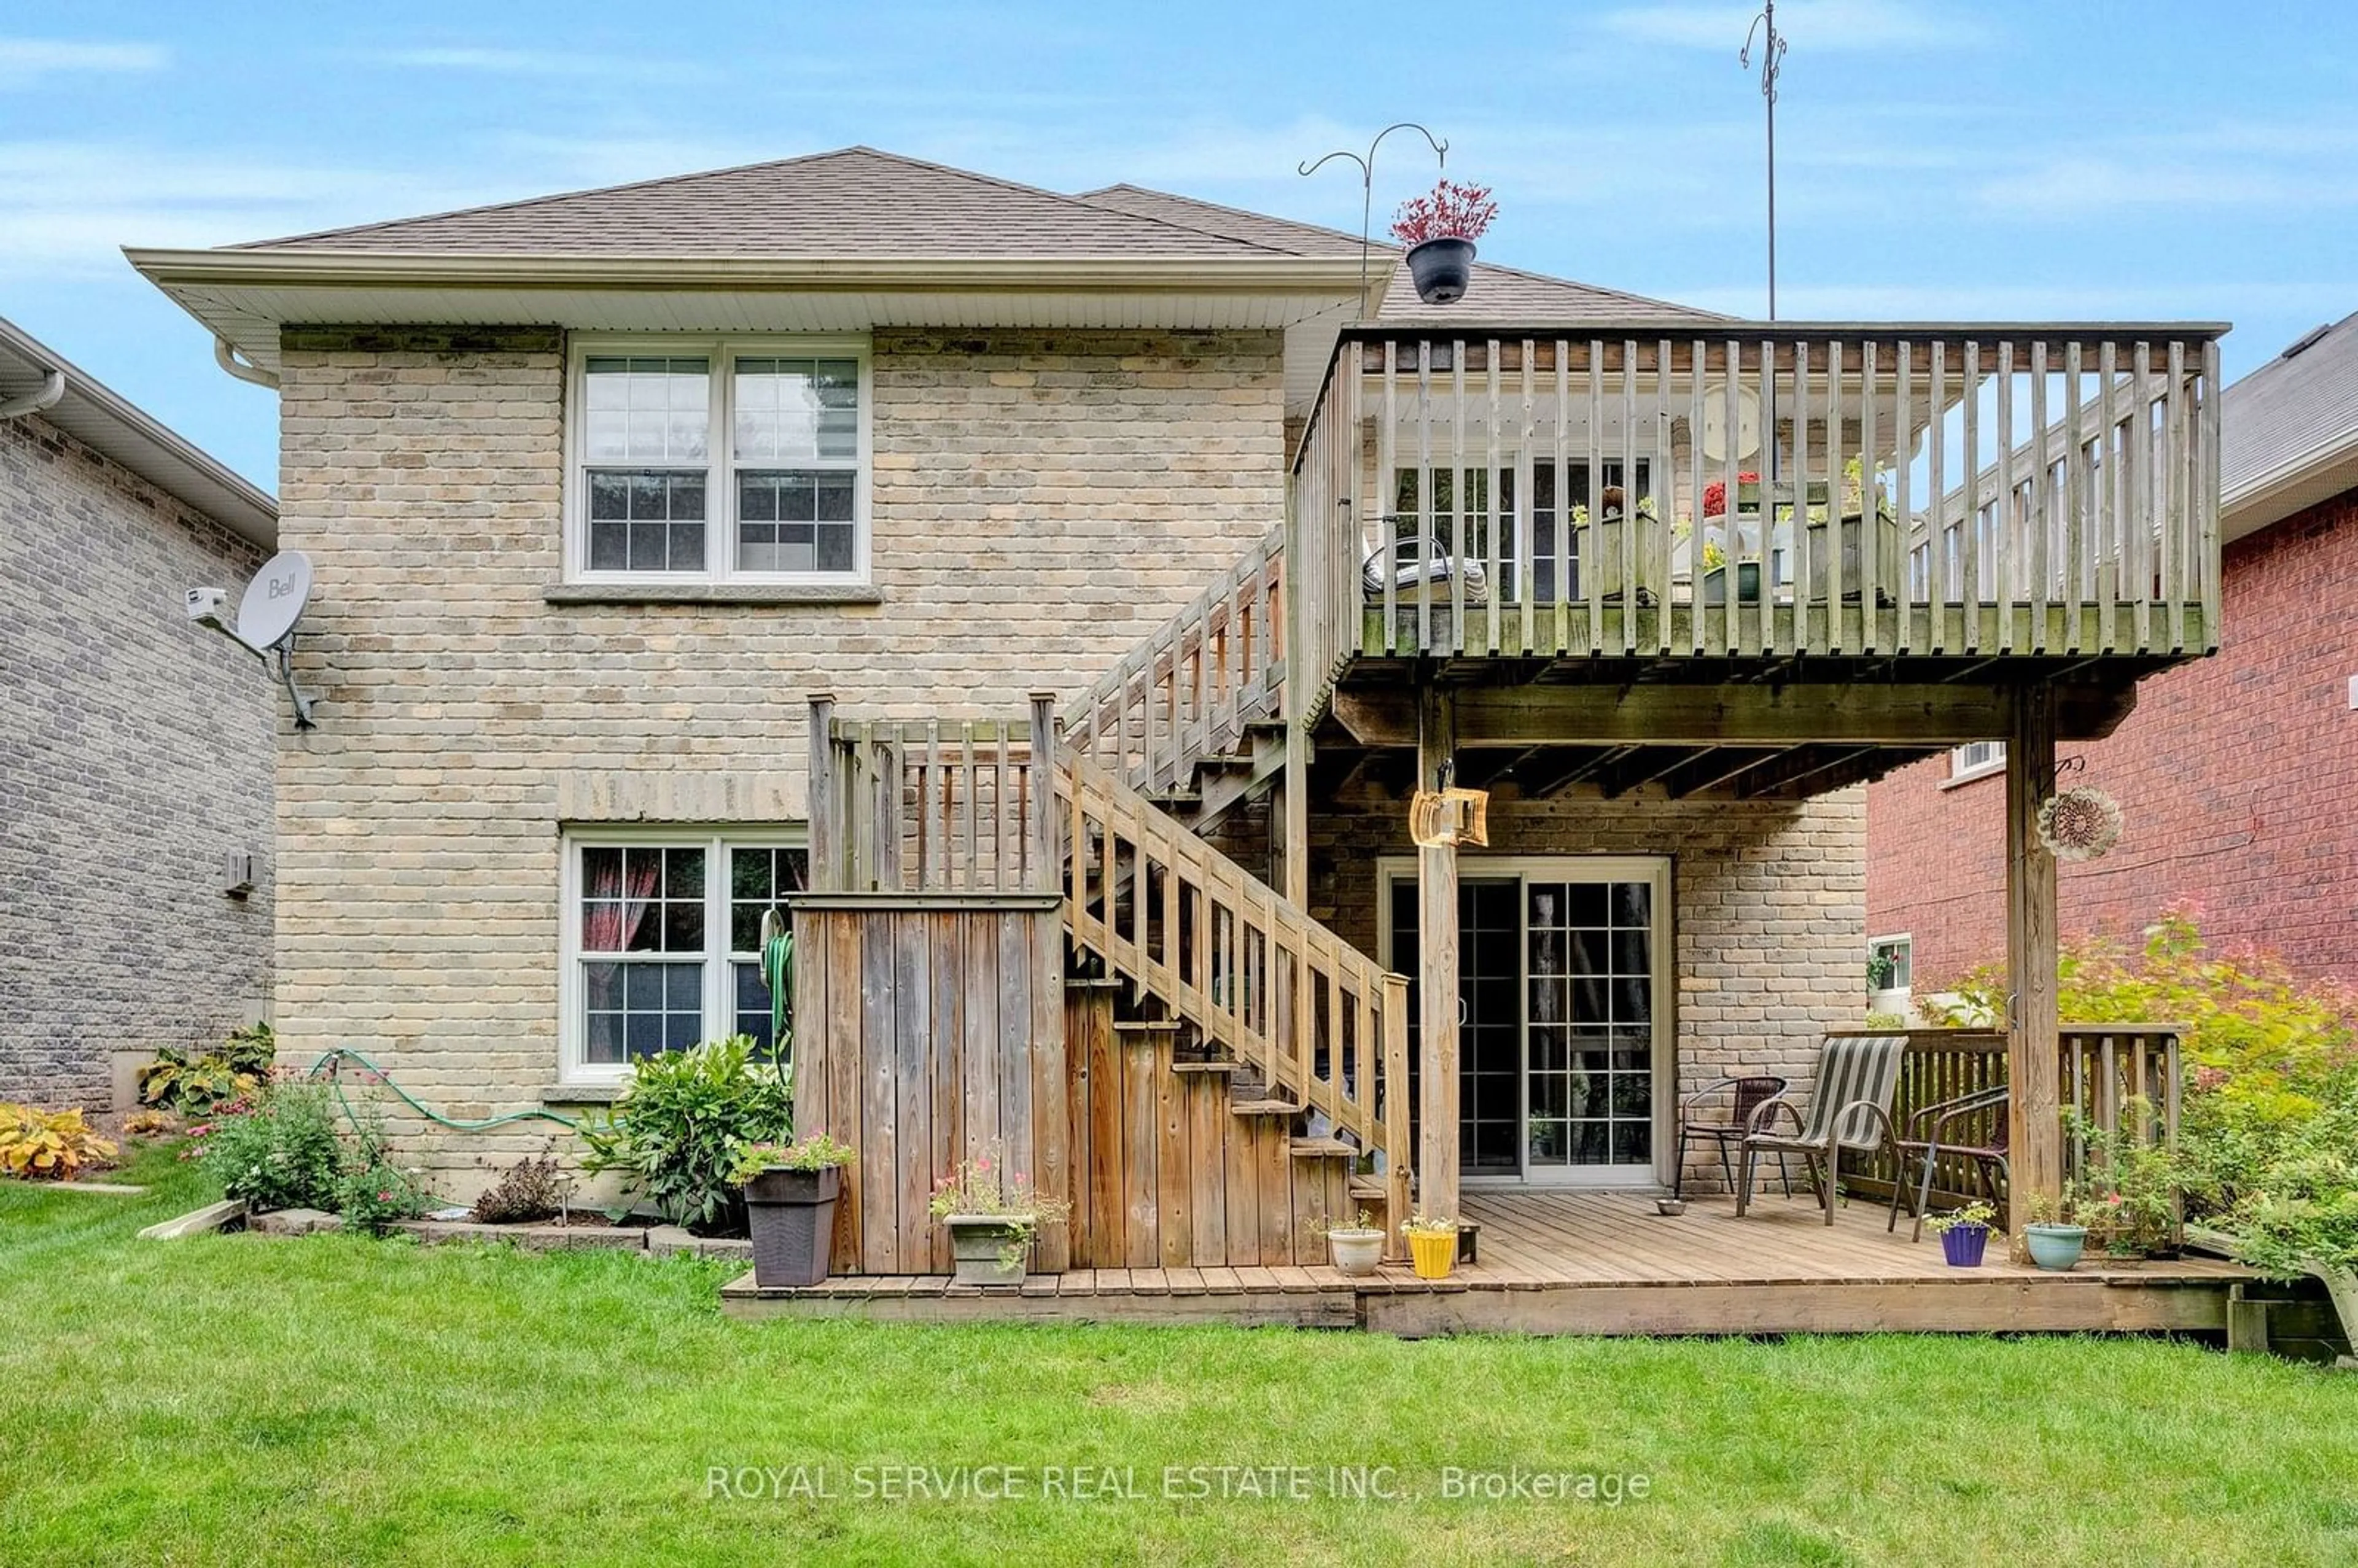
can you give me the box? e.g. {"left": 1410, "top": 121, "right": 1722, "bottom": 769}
{"left": 745, "top": 1165, "right": 842, "bottom": 1289}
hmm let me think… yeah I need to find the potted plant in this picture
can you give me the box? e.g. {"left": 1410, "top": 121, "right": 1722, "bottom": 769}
{"left": 1925, "top": 1200, "right": 1996, "bottom": 1267}
{"left": 1388, "top": 179, "right": 1498, "bottom": 306}
{"left": 1571, "top": 492, "right": 1667, "bottom": 605}
{"left": 2023, "top": 1190, "right": 2092, "bottom": 1271}
{"left": 1404, "top": 1212, "right": 1460, "bottom": 1280}
{"left": 1315, "top": 1208, "right": 1387, "bottom": 1278}
{"left": 1800, "top": 457, "right": 1904, "bottom": 606}
{"left": 728, "top": 1130, "right": 857, "bottom": 1289}
{"left": 928, "top": 1145, "right": 1068, "bottom": 1287}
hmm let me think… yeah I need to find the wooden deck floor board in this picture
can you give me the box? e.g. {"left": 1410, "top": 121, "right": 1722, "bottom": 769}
{"left": 720, "top": 1190, "right": 2254, "bottom": 1335}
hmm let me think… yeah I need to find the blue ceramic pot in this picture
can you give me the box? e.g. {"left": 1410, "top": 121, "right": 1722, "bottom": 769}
{"left": 2024, "top": 1223, "right": 2087, "bottom": 1271}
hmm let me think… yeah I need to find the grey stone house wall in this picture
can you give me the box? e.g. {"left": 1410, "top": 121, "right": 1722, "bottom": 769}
{"left": 0, "top": 409, "right": 275, "bottom": 1108}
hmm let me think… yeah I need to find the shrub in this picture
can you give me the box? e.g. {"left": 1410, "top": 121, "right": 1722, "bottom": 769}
{"left": 338, "top": 1155, "right": 435, "bottom": 1235}
{"left": 0, "top": 1104, "right": 119, "bottom": 1180}
{"left": 139, "top": 1022, "right": 276, "bottom": 1113}
{"left": 471, "top": 1145, "right": 577, "bottom": 1224}
{"left": 1931, "top": 908, "right": 2358, "bottom": 1273}
{"left": 192, "top": 1080, "right": 345, "bottom": 1213}
{"left": 577, "top": 1036, "right": 793, "bottom": 1236}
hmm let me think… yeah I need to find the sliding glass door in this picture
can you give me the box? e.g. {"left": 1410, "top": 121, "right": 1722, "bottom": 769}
{"left": 1385, "top": 858, "right": 1670, "bottom": 1186}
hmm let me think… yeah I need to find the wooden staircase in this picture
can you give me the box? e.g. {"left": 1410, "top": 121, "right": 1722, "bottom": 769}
{"left": 1056, "top": 747, "right": 1411, "bottom": 1258}
{"left": 797, "top": 519, "right": 1414, "bottom": 1273}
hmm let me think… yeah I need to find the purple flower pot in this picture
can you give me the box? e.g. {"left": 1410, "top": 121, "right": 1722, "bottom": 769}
{"left": 1940, "top": 1222, "right": 1990, "bottom": 1268}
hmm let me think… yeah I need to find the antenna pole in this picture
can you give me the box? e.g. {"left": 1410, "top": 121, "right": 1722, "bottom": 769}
{"left": 1741, "top": 2, "right": 1787, "bottom": 320}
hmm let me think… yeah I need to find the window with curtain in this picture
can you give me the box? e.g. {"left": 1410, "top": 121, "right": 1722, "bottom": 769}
{"left": 567, "top": 833, "right": 807, "bottom": 1079}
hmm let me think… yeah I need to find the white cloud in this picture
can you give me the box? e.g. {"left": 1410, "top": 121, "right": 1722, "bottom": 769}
{"left": 0, "top": 141, "right": 488, "bottom": 274}
{"left": 0, "top": 37, "right": 168, "bottom": 86}
{"left": 371, "top": 46, "right": 696, "bottom": 79}
{"left": 1975, "top": 155, "right": 2358, "bottom": 215}
{"left": 1600, "top": 0, "right": 1979, "bottom": 52}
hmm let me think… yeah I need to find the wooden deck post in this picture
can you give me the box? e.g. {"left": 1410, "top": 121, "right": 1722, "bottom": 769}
{"left": 2005, "top": 681, "right": 2062, "bottom": 1260}
{"left": 1417, "top": 684, "right": 1460, "bottom": 1222}
{"left": 807, "top": 693, "right": 836, "bottom": 892}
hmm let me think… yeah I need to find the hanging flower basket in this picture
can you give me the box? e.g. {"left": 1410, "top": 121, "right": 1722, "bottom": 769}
{"left": 2037, "top": 785, "right": 2123, "bottom": 862}
{"left": 1390, "top": 179, "right": 1498, "bottom": 306}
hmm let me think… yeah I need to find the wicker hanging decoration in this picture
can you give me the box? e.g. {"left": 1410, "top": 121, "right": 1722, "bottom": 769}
{"left": 2036, "top": 785, "right": 2123, "bottom": 863}
{"left": 1409, "top": 786, "right": 1490, "bottom": 849}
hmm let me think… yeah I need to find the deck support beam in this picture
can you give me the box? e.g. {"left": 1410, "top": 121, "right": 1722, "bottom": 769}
{"left": 1328, "top": 681, "right": 2135, "bottom": 750}
{"left": 1416, "top": 683, "right": 1460, "bottom": 1224}
{"left": 2005, "top": 680, "right": 2063, "bottom": 1260}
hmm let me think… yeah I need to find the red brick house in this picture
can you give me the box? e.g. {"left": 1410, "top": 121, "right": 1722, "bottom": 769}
{"left": 1868, "top": 314, "right": 2358, "bottom": 996}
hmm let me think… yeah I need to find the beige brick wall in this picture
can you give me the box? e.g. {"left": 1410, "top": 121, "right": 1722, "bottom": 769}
{"left": 1, "top": 410, "right": 274, "bottom": 1108}
{"left": 1309, "top": 781, "right": 1866, "bottom": 1194}
{"left": 273, "top": 325, "right": 1284, "bottom": 1190}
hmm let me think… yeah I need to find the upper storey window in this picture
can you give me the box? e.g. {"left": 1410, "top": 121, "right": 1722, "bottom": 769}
{"left": 567, "top": 338, "right": 871, "bottom": 584}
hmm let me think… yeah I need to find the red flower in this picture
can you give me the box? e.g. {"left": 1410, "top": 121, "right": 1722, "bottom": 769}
{"left": 1388, "top": 180, "right": 1500, "bottom": 246}
{"left": 1702, "top": 472, "right": 1760, "bottom": 519}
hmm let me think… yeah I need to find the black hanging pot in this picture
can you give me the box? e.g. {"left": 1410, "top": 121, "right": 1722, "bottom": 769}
{"left": 1405, "top": 237, "right": 1476, "bottom": 305}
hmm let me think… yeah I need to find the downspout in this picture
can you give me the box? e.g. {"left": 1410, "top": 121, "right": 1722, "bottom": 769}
{"left": 0, "top": 367, "right": 65, "bottom": 420}
{"left": 214, "top": 336, "right": 279, "bottom": 389}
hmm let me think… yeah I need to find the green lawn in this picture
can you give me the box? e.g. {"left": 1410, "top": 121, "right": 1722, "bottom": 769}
{"left": 4, "top": 1144, "right": 2354, "bottom": 1567}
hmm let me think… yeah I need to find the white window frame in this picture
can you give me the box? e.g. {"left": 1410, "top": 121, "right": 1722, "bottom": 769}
{"left": 563, "top": 335, "right": 873, "bottom": 587}
{"left": 1376, "top": 855, "right": 1673, "bottom": 1189}
{"left": 1869, "top": 933, "right": 1913, "bottom": 995}
{"left": 556, "top": 825, "right": 806, "bottom": 1086}
{"left": 1946, "top": 739, "right": 2006, "bottom": 786}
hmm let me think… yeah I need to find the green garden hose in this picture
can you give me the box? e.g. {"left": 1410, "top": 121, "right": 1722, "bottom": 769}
{"left": 306, "top": 1048, "right": 580, "bottom": 1136}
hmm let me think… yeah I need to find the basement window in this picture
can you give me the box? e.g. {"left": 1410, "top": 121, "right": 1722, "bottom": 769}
{"left": 1947, "top": 740, "right": 2005, "bottom": 785}
{"left": 559, "top": 829, "right": 807, "bottom": 1084}
{"left": 567, "top": 338, "right": 871, "bottom": 586}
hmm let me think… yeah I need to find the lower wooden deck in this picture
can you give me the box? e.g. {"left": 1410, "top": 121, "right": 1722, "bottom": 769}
{"left": 722, "top": 1190, "right": 2254, "bottom": 1337}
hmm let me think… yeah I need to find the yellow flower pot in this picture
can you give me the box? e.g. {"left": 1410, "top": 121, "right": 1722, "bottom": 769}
{"left": 1409, "top": 1230, "right": 1457, "bottom": 1280}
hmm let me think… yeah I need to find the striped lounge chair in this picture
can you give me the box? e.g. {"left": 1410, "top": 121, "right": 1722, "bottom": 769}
{"left": 1734, "top": 1034, "right": 1912, "bottom": 1228}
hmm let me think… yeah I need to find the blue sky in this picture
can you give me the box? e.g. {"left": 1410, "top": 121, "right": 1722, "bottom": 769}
{"left": 3, "top": 1, "right": 2352, "bottom": 489}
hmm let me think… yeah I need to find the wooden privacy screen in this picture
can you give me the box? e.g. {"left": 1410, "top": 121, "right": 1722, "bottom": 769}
{"left": 792, "top": 901, "right": 1067, "bottom": 1276}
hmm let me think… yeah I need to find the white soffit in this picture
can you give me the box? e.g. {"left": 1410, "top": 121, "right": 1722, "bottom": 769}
{"left": 129, "top": 250, "right": 1377, "bottom": 379}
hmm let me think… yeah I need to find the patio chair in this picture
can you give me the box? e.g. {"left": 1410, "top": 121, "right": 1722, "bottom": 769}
{"left": 1672, "top": 1074, "right": 1791, "bottom": 1200}
{"left": 1362, "top": 533, "right": 1490, "bottom": 604}
{"left": 1734, "top": 1034, "right": 1911, "bottom": 1227}
{"left": 1886, "top": 1084, "right": 2011, "bottom": 1243}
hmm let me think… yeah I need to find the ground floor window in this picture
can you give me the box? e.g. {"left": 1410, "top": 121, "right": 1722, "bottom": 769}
{"left": 561, "top": 828, "right": 806, "bottom": 1082}
{"left": 1869, "top": 934, "right": 1912, "bottom": 995}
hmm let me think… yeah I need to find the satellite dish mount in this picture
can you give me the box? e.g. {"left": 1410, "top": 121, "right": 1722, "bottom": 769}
{"left": 187, "top": 549, "right": 317, "bottom": 729}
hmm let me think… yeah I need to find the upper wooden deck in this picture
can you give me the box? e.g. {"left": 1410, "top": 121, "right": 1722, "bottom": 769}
{"left": 1286, "top": 323, "right": 2225, "bottom": 679}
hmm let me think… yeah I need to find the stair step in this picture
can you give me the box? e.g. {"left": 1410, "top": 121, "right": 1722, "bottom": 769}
{"left": 1348, "top": 1178, "right": 1387, "bottom": 1201}
{"left": 1113, "top": 1020, "right": 1181, "bottom": 1035}
{"left": 1168, "top": 1060, "right": 1240, "bottom": 1076}
{"left": 1229, "top": 1098, "right": 1303, "bottom": 1117}
{"left": 1064, "top": 976, "right": 1126, "bottom": 990}
{"left": 1290, "top": 1137, "right": 1358, "bottom": 1159}
{"left": 1148, "top": 791, "right": 1202, "bottom": 810}
{"left": 1244, "top": 718, "right": 1288, "bottom": 737}
{"left": 1193, "top": 753, "right": 1257, "bottom": 772}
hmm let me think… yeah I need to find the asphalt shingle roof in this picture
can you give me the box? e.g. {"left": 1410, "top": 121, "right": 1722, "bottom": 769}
{"left": 241, "top": 147, "right": 1294, "bottom": 259}
{"left": 2222, "top": 310, "right": 2358, "bottom": 503}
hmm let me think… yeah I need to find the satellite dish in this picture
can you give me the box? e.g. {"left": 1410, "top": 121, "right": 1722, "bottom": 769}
{"left": 1699, "top": 384, "right": 1763, "bottom": 462}
{"left": 235, "top": 550, "right": 313, "bottom": 652}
